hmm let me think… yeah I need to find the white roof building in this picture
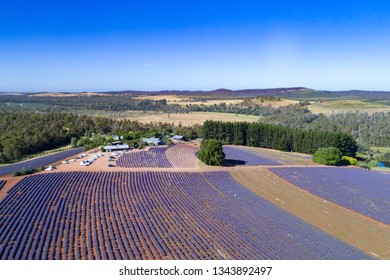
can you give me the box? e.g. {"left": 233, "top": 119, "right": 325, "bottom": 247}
{"left": 103, "top": 144, "right": 130, "bottom": 152}
{"left": 172, "top": 135, "right": 184, "bottom": 140}
{"left": 141, "top": 137, "right": 162, "bottom": 146}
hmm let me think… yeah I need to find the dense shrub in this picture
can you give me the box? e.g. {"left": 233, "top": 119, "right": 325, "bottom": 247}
{"left": 312, "top": 147, "right": 342, "bottom": 165}
{"left": 368, "top": 160, "right": 378, "bottom": 168}
{"left": 12, "top": 167, "right": 40, "bottom": 177}
{"left": 356, "top": 161, "right": 371, "bottom": 170}
{"left": 341, "top": 156, "right": 357, "bottom": 165}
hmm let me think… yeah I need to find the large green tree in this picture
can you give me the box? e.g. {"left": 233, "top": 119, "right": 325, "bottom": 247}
{"left": 197, "top": 139, "right": 225, "bottom": 166}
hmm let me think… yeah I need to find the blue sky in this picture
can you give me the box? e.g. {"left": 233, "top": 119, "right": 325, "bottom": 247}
{"left": 1, "top": 0, "right": 390, "bottom": 92}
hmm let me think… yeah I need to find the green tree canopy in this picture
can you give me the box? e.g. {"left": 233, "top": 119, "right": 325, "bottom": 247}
{"left": 197, "top": 139, "right": 225, "bottom": 166}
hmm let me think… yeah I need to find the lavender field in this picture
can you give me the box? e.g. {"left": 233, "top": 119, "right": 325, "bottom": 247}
{"left": 223, "top": 146, "right": 280, "bottom": 166}
{"left": 117, "top": 145, "right": 198, "bottom": 168}
{"left": 117, "top": 147, "right": 173, "bottom": 168}
{"left": 0, "top": 171, "right": 371, "bottom": 259}
{"left": 0, "top": 180, "right": 6, "bottom": 191}
{"left": 269, "top": 167, "right": 390, "bottom": 224}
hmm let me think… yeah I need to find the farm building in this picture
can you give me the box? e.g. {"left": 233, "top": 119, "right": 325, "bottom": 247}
{"left": 172, "top": 135, "right": 185, "bottom": 141}
{"left": 142, "top": 137, "right": 163, "bottom": 146}
{"left": 103, "top": 144, "right": 130, "bottom": 152}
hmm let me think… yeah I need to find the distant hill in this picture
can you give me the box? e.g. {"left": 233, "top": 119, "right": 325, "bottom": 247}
{"left": 100, "top": 87, "right": 312, "bottom": 98}
{"left": 3, "top": 87, "right": 390, "bottom": 100}
{"left": 103, "top": 87, "right": 390, "bottom": 100}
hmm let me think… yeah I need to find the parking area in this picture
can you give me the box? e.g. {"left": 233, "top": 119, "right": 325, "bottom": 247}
{"left": 49, "top": 150, "right": 127, "bottom": 172}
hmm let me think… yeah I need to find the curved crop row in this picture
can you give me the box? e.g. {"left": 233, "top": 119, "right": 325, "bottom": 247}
{"left": 117, "top": 145, "right": 198, "bottom": 168}
{"left": 0, "top": 171, "right": 371, "bottom": 260}
{"left": 165, "top": 144, "right": 198, "bottom": 168}
{"left": 269, "top": 167, "right": 390, "bottom": 224}
{"left": 0, "top": 180, "right": 6, "bottom": 191}
{"left": 116, "top": 147, "right": 173, "bottom": 168}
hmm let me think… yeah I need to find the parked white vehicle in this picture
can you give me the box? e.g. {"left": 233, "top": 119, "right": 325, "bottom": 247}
{"left": 45, "top": 166, "right": 55, "bottom": 171}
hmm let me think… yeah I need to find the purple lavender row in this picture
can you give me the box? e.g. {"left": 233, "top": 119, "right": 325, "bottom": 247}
{"left": 268, "top": 167, "right": 390, "bottom": 224}
{"left": 0, "top": 180, "right": 6, "bottom": 191}
{"left": 116, "top": 147, "right": 173, "bottom": 168}
{"left": 223, "top": 146, "right": 280, "bottom": 165}
{"left": 165, "top": 145, "right": 198, "bottom": 168}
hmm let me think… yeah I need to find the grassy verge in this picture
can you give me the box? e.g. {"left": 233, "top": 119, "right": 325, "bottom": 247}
{"left": 370, "top": 147, "right": 390, "bottom": 153}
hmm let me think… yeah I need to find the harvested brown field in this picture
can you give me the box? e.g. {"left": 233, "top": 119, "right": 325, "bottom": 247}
{"left": 252, "top": 98, "right": 299, "bottom": 107}
{"left": 132, "top": 94, "right": 242, "bottom": 104}
{"left": 134, "top": 94, "right": 298, "bottom": 108}
{"left": 127, "top": 112, "right": 260, "bottom": 126}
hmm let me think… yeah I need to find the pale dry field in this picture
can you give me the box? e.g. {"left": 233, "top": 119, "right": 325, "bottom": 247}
{"left": 170, "top": 99, "right": 243, "bottom": 106}
{"left": 133, "top": 94, "right": 243, "bottom": 105}
{"left": 33, "top": 92, "right": 107, "bottom": 97}
{"left": 134, "top": 94, "right": 298, "bottom": 108}
{"left": 174, "top": 98, "right": 299, "bottom": 107}
{"left": 132, "top": 94, "right": 187, "bottom": 101}
{"left": 252, "top": 98, "right": 299, "bottom": 107}
{"left": 127, "top": 112, "right": 260, "bottom": 126}
{"left": 308, "top": 99, "right": 390, "bottom": 115}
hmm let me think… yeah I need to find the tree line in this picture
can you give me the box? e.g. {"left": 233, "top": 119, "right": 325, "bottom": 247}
{"left": 0, "top": 111, "right": 200, "bottom": 164}
{"left": 201, "top": 120, "right": 358, "bottom": 156}
{"left": 0, "top": 95, "right": 183, "bottom": 112}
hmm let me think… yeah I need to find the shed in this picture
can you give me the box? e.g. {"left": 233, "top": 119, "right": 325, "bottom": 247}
{"left": 172, "top": 135, "right": 184, "bottom": 141}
